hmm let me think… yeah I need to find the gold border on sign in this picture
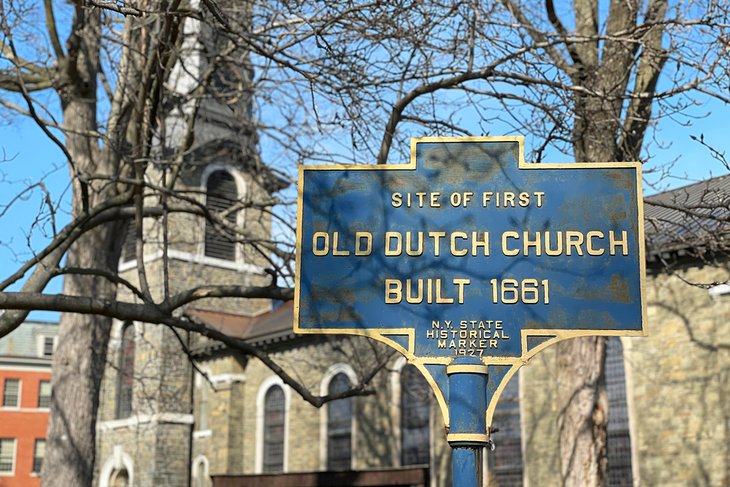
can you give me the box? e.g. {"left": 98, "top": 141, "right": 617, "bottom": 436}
{"left": 293, "top": 136, "right": 647, "bottom": 429}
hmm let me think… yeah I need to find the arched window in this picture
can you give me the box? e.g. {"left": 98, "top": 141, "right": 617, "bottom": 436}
{"left": 606, "top": 337, "right": 634, "bottom": 486}
{"left": 204, "top": 170, "right": 238, "bottom": 261}
{"left": 400, "top": 365, "right": 430, "bottom": 466}
{"left": 192, "top": 455, "right": 210, "bottom": 487}
{"left": 262, "top": 385, "right": 285, "bottom": 472}
{"left": 116, "top": 323, "right": 135, "bottom": 419}
{"left": 488, "top": 371, "right": 523, "bottom": 486}
{"left": 326, "top": 373, "right": 352, "bottom": 471}
{"left": 109, "top": 468, "right": 130, "bottom": 487}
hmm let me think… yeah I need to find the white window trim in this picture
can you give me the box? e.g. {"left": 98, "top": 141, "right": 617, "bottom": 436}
{"left": 191, "top": 454, "right": 210, "bottom": 486}
{"left": 255, "top": 375, "right": 290, "bottom": 474}
{"left": 118, "top": 249, "right": 263, "bottom": 275}
{"left": 319, "top": 364, "right": 358, "bottom": 471}
{"left": 31, "top": 438, "right": 45, "bottom": 475}
{"left": 99, "top": 445, "right": 134, "bottom": 487}
{"left": 37, "top": 379, "right": 52, "bottom": 410}
{"left": 1, "top": 378, "right": 21, "bottom": 410}
{"left": 97, "top": 413, "right": 194, "bottom": 432}
{"left": 389, "top": 356, "right": 407, "bottom": 467}
{"left": 200, "top": 164, "right": 248, "bottom": 264}
{"left": 709, "top": 283, "right": 730, "bottom": 299}
{"left": 36, "top": 335, "right": 57, "bottom": 358}
{"left": 620, "top": 336, "right": 640, "bottom": 487}
{"left": 0, "top": 438, "right": 16, "bottom": 476}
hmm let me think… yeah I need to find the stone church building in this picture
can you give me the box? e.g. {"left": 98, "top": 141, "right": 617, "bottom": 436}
{"left": 91, "top": 7, "right": 729, "bottom": 487}
{"left": 93, "top": 168, "right": 730, "bottom": 487}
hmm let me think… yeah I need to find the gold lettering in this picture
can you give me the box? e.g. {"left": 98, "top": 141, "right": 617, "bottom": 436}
{"left": 454, "top": 278, "right": 470, "bottom": 304}
{"left": 503, "top": 191, "right": 515, "bottom": 207}
{"left": 502, "top": 231, "right": 520, "bottom": 256}
{"left": 391, "top": 192, "right": 403, "bottom": 208}
{"left": 610, "top": 230, "right": 629, "bottom": 255}
{"left": 312, "top": 232, "right": 329, "bottom": 256}
{"left": 523, "top": 231, "right": 541, "bottom": 256}
{"left": 435, "top": 279, "right": 454, "bottom": 304}
{"left": 482, "top": 191, "right": 493, "bottom": 207}
{"left": 428, "top": 231, "right": 446, "bottom": 257}
{"left": 405, "top": 232, "right": 423, "bottom": 256}
{"left": 566, "top": 231, "right": 584, "bottom": 256}
{"left": 586, "top": 231, "right": 605, "bottom": 256}
{"left": 472, "top": 232, "right": 490, "bottom": 256}
{"left": 355, "top": 232, "right": 372, "bottom": 256}
{"left": 544, "top": 231, "right": 563, "bottom": 256}
{"left": 385, "top": 232, "right": 402, "bottom": 256}
{"left": 534, "top": 192, "right": 545, "bottom": 207}
{"left": 385, "top": 279, "right": 402, "bottom": 303}
{"left": 518, "top": 192, "right": 530, "bottom": 207}
{"left": 331, "top": 232, "right": 350, "bottom": 256}
{"left": 406, "top": 278, "right": 423, "bottom": 304}
{"left": 430, "top": 192, "right": 441, "bottom": 207}
{"left": 451, "top": 232, "right": 468, "bottom": 256}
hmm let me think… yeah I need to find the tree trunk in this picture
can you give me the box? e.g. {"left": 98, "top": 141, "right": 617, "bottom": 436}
{"left": 41, "top": 6, "right": 122, "bottom": 485}
{"left": 557, "top": 336, "right": 609, "bottom": 486}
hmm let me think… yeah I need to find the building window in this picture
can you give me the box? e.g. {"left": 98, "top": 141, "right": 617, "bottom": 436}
{"left": 116, "top": 323, "right": 135, "bottom": 419}
{"left": 488, "top": 371, "right": 523, "bottom": 486}
{"left": 606, "top": 337, "right": 634, "bottom": 486}
{"left": 326, "top": 373, "right": 352, "bottom": 471}
{"left": 400, "top": 365, "right": 430, "bottom": 466}
{"left": 262, "top": 385, "right": 285, "bottom": 472}
{"left": 2, "top": 379, "right": 20, "bottom": 408}
{"left": 32, "top": 439, "right": 45, "bottom": 474}
{"left": 121, "top": 220, "right": 137, "bottom": 263}
{"left": 0, "top": 438, "right": 15, "bottom": 474}
{"left": 195, "top": 373, "right": 211, "bottom": 431}
{"left": 204, "top": 170, "right": 238, "bottom": 261}
{"left": 109, "top": 468, "right": 130, "bottom": 487}
{"left": 38, "top": 380, "right": 52, "bottom": 409}
{"left": 41, "top": 336, "right": 55, "bottom": 358}
{"left": 192, "top": 455, "right": 210, "bottom": 487}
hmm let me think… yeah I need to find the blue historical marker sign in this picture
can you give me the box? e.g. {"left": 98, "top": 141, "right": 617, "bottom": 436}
{"left": 294, "top": 136, "right": 645, "bottom": 428}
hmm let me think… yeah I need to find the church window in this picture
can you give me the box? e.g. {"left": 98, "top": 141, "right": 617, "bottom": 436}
{"left": 488, "top": 371, "right": 523, "bottom": 486}
{"left": 192, "top": 455, "right": 210, "bottom": 487}
{"left": 116, "top": 323, "right": 135, "bottom": 419}
{"left": 120, "top": 220, "right": 137, "bottom": 263}
{"left": 400, "top": 365, "right": 430, "bottom": 466}
{"left": 607, "top": 337, "right": 634, "bottom": 486}
{"left": 204, "top": 170, "right": 238, "bottom": 261}
{"left": 109, "top": 468, "right": 130, "bottom": 487}
{"left": 262, "top": 385, "right": 285, "bottom": 472}
{"left": 326, "top": 373, "right": 352, "bottom": 471}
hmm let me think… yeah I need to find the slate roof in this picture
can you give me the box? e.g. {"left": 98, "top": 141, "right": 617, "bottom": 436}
{"left": 190, "top": 301, "right": 295, "bottom": 355}
{"left": 644, "top": 174, "right": 730, "bottom": 258}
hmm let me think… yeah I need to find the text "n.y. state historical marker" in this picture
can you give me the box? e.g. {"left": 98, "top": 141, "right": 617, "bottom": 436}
{"left": 293, "top": 137, "right": 646, "bottom": 461}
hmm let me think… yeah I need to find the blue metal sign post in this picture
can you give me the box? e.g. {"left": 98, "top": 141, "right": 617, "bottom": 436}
{"left": 294, "top": 137, "right": 645, "bottom": 485}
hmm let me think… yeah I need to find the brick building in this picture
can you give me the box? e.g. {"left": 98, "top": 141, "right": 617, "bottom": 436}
{"left": 0, "top": 321, "right": 57, "bottom": 487}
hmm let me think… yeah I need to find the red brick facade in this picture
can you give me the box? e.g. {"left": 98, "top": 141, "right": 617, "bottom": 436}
{"left": 0, "top": 368, "right": 51, "bottom": 486}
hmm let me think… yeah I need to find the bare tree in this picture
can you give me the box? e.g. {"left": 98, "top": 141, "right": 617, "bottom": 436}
{"left": 0, "top": 0, "right": 727, "bottom": 485}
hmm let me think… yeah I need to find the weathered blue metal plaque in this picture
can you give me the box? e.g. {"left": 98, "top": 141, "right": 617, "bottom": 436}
{"left": 294, "top": 136, "right": 645, "bottom": 427}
